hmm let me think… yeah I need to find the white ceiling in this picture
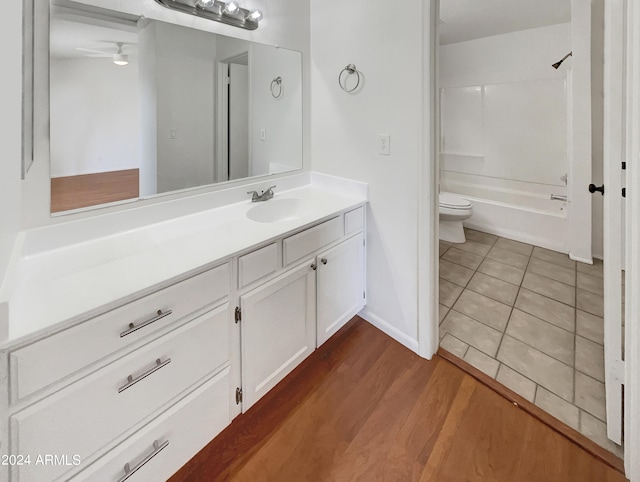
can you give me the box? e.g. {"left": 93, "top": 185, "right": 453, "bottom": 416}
{"left": 439, "top": 0, "right": 571, "bottom": 45}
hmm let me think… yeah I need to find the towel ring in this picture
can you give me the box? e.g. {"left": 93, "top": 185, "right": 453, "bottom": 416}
{"left": 338, "top": 64, "right": 360, "bottom": 93}
{"left": 270, "top": 76, "right": 283, "bottom": 99}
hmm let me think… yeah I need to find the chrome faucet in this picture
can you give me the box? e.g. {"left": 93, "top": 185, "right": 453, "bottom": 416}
{"left": 247, "top": 185, "right": 276, "bottom": 202}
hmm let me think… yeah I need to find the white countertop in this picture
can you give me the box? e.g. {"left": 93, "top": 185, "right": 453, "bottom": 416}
{"left": 0, "top": 175, "right": 367, "bottom": 349}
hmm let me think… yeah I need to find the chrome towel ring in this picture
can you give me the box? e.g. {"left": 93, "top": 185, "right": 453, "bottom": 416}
{"left": 270, "top": 76, "right": 283, "bottom": 99}
{"left": 338, "top": 64, "right": 361, "bottom": 93}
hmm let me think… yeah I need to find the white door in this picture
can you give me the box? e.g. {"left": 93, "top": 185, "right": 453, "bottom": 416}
{"left": 229, "top": 63, "right": 249, "bottom": 180}
{"left": 316, "top": 233, "right": 365, "bottom": 347}
{"left": 239, "top": 261, "right": 316, "bottom": 411}
{"left": 602, "top": 0, "right": 626, "bottom": 445}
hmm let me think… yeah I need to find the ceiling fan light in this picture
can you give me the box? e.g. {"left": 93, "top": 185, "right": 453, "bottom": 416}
{"left": 247, "top": 9, "right": 262, "bottom": 22}
{"left": 113, "top": 53, "right": 129, "bottom": 66}
{"left": 223, "top": 1, "right": 240, "bottom": 15}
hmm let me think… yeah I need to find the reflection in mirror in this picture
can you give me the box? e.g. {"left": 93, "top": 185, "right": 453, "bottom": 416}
{"left": 49, "top": 1, "right": 303, "bottom": 214}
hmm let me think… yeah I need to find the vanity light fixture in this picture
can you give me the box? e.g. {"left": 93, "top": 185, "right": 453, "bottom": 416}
{"left": 154, "top": 0, "right": 263, "bottom": 30}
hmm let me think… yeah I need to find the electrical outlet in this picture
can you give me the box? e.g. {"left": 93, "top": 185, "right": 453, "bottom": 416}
{"left": 260, "top": 128, "right": 267, "bottom": 141}
{"left": 378, "top": 134, "right": 390, "bottom": 156}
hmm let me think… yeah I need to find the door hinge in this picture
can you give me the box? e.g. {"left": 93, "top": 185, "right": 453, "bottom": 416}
{"left": 622, "top": 187, "right": 626, "bottom": 198}
{"left": 363, "top": 291, "right": 366, "bottom": 299}
{"left": 235, "top": 387, "right": 243, "bottom": 404}
{"left": 234, "top": 306, "right": 241, "bottom": 323}
{"left": 622, "top": 161, "right": 627, "bottom": 170}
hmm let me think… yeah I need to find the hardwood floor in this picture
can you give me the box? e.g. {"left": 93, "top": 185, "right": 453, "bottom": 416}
{"left": 169, "top": 317, "right": 628, "bottom": 482}
{"left": 50, "top": 169, "right": 139, "bottom": 213}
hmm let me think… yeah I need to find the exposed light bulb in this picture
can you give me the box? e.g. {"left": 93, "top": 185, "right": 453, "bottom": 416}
{"left": 197, "top": 0, "right": 215, "bottom": 7}
{"left": 247, "top": 9, "right": 262, "bottom": 22}
{"left": 223, "top": 1, "right": 240, "bottom": 15}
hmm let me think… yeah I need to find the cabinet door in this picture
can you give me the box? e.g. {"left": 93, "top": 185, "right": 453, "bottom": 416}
{"left": 240, "top": 261, "right": 316, "bottom": 411}
{"left": 317, "top": 233, "right": 365, "bottom": 347}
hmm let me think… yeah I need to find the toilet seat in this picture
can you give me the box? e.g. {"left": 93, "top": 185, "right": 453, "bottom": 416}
{"left": 439, "top": 192, "right": 472, "bottom": 210}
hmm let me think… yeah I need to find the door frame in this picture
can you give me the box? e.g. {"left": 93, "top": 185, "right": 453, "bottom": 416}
{"left": 624, "top": 0, "right": 640, "bottom": 477}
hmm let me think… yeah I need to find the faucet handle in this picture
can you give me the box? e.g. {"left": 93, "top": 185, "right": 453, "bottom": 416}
{"left": 247, "top": 190, "right": 259, "bottom": 201}
{"left": 267, "top": 185, "right": 276, "bottom": 192}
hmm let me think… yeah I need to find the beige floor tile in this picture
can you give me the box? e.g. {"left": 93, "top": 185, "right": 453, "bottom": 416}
{"left": 577, "top": 272, "right": 604, "bottom": 296}
{"left": 467, "top": 272, "right": 520, "bottom": 306}
{"left": 439, "top": 244, "right": 449, "bottom": 257}
{"left": 439, "top": 304, "right": 450, "bottom": 323}
{"left": 535, "top": 387, "right": 580, "bottom": 430}
{"left": 522, "top": 272, "right": 575, "bottom": 306}
{"left": 454, "top": 239, "right": 492, "bottom": 257}
{"left": 494, "top": 237, "right": 534, "bottom": 257}
{"left": 478, "top": 258, "right": 525, "bottom": 285}
{"left": 442, "top": 248, "right": 484, "bottom": 270}
{"left": 497, "top": 335, "right": 574, "bottom": 401}
{"left": 576, "top": 336, "right": 605, "bottom": 382}
{"left": 576, "top": 289, "right": 604, "bottom": 317}
{"left": 577, "top": 258, "right": 604, "bottom": 279}
{"left": 439, "top": 279, "right": 463, "bottom": 308}
{"left": 506, "top": 310, "right": 575, "bottom": 366}
{"left": 575, "top": 372, "right": 606, "bottom": 421}
{"left": 495, "top": 365, "right": 536, "bottom": 402}
{"left": 580, "top": 411, "right": 624, "bottom": 458}
{"left": 514, "top": 289, "right": 575, "bottom": 332}
{"left": 440, "top": 333, "right": 469, "bottom": 358}
{"left": 576, "top": 310, "right": 604, "bottom": 345}
{"left": 486, "top": 246, "right": 530, "bottom": 269}
{"left": 527, "top": 258, "right": 576, "bottom": 286}
{"left": 440, "top": 310, "right": 503, "bottom": 357}
{"left": 463, "top": 347, "right": 500, "bottom": 378}
{"left": 439, "top": 259, "right": 474, "bottom": 287}
{"left": 463, "top": 229, "right": 498, "bottom": 246}
{"left": 452, "top": 289, "right": 512, "bottom": 331}
{"left": 531, "top": 246, "right": 576, "bottom": 269}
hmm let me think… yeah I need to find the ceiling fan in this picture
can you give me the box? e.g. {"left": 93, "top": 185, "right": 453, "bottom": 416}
{"left": 76, "top": 42, "right": 132, "bottom": 66}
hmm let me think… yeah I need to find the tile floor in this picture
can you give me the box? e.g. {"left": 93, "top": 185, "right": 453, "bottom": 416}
{"left": 438, "top": 228, "right": 624, "bottom": 457}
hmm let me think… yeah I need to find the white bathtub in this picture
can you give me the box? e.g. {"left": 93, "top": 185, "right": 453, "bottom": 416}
{"left": 441, "top": 174, "right": 569, "bottom": 253}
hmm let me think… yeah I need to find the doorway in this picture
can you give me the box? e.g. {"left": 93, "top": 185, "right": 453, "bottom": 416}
{"left": 433, "top": 0, "right": 624, "bottom": 459}
{"left": 217, "top": 52, "right": 249, "bottom": 182}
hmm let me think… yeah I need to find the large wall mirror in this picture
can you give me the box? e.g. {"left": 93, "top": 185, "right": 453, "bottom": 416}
{"left": 49, "top": 0, "right": 303, "bottom": 214}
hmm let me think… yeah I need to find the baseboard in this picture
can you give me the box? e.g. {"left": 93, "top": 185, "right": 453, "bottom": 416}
{"left": 358, "top": 308, "right": 419, "bottom": 353}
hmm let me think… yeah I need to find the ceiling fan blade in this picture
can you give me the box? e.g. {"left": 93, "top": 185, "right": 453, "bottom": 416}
{"left": 82, "top": 54, "right": 112, "bottom": 58}
{"left": 76, "top": 47, "right": 113, "bottom": 55}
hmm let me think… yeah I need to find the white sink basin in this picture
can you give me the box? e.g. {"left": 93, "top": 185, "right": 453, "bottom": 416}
{"left": 246, "top": 198, "right": 307, "bottom": 223}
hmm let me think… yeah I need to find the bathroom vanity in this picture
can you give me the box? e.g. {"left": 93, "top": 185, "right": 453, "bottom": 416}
{"left": 0, "top": 177, "right": 367, "bottom": 481}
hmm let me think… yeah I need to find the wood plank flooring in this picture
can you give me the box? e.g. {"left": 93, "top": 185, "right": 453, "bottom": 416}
{"left": 169, "top": 317, "right": 628, "bottom": 482}
{"left": 50, "top": 169, "right": 139, "bottom": 213}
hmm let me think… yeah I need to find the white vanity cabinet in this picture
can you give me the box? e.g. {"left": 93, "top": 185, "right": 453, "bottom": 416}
{"left": 0, "top": 199, "right": 366, "bottom": 482}
{"left": 237, "top": 205, "right": 366, "bottom": 411}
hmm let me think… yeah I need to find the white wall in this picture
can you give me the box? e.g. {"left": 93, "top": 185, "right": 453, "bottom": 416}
{"left": 154, "top": 21, "right": 217, "bottom": 193}
{"left": 0, "top": 1, "right": 23, "bottom": 287}
{"left": 21, "top": 0, "right": 310, "bottom": 228}
{"left": 439, "top": 24, "right": 571, "bottom": 190}
{"left": 250, "top": 43, "right": 302, "bottom": 176}
{"left": 311, "top": 0, "right": 425, "bottom": 350}
{"left": 50, "top": 58, "right": 140, "bottom": 177}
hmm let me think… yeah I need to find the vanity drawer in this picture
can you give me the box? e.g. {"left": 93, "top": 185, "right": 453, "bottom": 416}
{"left": 238, "top": 243, "right": 278, "bottom": 289}
{"left": 10, "top": 263, "right": 229, "bottom": 402}
{"left": 71, "top": 368, "right": 230, "bottom": 482}
{"left": 344, "top": 206, "right": 364, "bottom": 235}
{"left": 283, "top": 217, "right": 342, "bottom": 266}
{"left": 10, "top": 304, "right": 229, "bottom": 482}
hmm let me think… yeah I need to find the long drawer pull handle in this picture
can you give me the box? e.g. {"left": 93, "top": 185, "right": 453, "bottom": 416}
{"left": 120, "top": 309, "right": 173, "bottom": 338}
{"left": 117, "top": 439, "right": 170, "bottom": 482}
{"left": 118, "top": 358, "right": 171, "bottom": 393}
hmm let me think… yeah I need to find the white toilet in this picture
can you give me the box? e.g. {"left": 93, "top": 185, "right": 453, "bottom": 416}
{"left": 439, "top": 192, "right": 473, "bottom": 243}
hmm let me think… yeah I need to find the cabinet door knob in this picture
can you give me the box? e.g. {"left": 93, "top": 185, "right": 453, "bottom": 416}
{"left": 321, "top": 258, "right": 328, "bottom": 265}
{"left": 311, "top": 263, "right": 317, "bottom": 271}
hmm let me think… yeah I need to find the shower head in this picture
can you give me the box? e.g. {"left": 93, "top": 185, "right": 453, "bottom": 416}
{"left": 552, "top": 51, "right": 573, "bottom": 69}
